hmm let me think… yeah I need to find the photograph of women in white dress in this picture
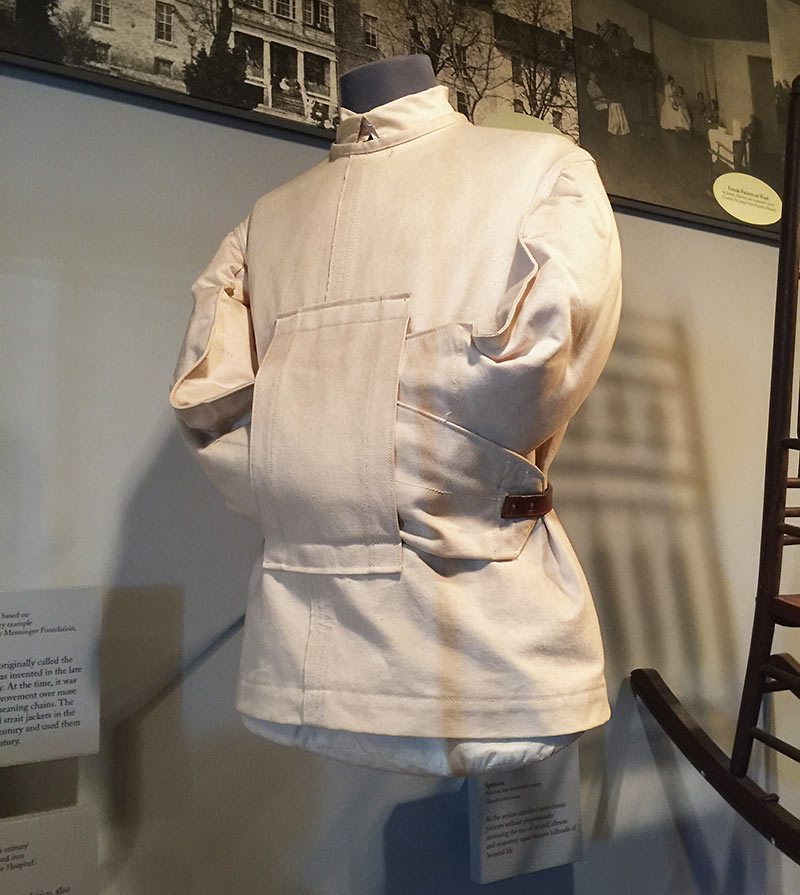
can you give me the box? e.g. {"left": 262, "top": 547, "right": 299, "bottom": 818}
{"left": 659, "top": 74, "right": 676, "bottom": 128}
{"left": 659, "top": 75, "right": 691, "bottom": 132}
{"left": 587, "top": 70, "right": 630, "bottom": 135}
{"left": 573, "top": 0, "right": 783, "bottom": 229}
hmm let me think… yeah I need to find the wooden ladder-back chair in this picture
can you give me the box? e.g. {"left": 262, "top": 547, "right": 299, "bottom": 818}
{"left": 631, "top": 74, "right": 800, "bottom": 861}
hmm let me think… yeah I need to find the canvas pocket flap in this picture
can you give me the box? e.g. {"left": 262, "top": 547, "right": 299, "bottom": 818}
{"left": 394, "top": 403, "right": 546, "bottom": 560}
{"left": 249, "top": 294, "right": 410, "bottom": 574}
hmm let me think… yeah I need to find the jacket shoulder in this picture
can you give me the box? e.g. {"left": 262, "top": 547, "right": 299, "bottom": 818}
{"left": 249, "top": 157, "right": 331, "bottom": 219}
{"left": 457, "top": 122, "right": 595, "bottom": 176}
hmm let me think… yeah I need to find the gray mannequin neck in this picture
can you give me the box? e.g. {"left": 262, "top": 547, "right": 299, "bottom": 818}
{"left": 339, "top": 55, "right": 437, "bottom": 113}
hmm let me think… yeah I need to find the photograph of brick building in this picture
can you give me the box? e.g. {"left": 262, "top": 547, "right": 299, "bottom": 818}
{"left": 1, "top": 0, "right": 579, "bottom": 136}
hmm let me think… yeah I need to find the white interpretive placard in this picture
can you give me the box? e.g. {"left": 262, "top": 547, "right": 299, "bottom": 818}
{"left": 468, "top": 741, "right": 582, "bottom": 884}
{"left": 0, "top": 807, "right": 98, "bottom": 894}
{"left": 0, "top": 588, "right": 101, "bottom": 767}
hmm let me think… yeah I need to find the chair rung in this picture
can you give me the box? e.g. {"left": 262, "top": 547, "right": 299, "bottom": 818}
{"left": 783, "top": 536, "right": 800, "bottom": 546}
{"left": 630, "top": 669, "right": 800, "bottom": 861}
{"left": 751, "top": 728, "right": 800, "bottom": 763}
{"left": 762, "top": 662, "right": 800, "bottom": 695}
{"left": 772, "top": 595, "right": 800, "bottom": 625}
{"left": 780, "top": 523, "right": 800, "bottom": 538}
{"left": 788, "top": 478, "right": 800, "bottom": 488}
{"left": 784, "top": 438, "right": 800, "bottom": 449}
{"left": 772, "top": 653, "right": 800, "bottom": 675}
{"left": 786, "top": 508, "right": 800, "bottom": 517}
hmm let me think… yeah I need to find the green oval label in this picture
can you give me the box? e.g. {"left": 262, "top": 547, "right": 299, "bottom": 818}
{"left": 712, "top": 172, "right": 782, "bottom": 226}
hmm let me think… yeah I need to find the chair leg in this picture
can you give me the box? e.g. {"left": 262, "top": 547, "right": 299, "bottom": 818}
{"left": 731, "top": 611, "right": 777, "bottom": 777}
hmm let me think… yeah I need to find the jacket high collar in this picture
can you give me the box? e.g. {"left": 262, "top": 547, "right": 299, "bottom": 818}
{"left": 331, "top": 84, "right": 465, "bottom": 158}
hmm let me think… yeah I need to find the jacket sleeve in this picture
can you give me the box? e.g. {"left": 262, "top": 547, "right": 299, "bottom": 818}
{"left": 169, "top": 218, "right": 259, "bottom": 521}
{"left": 398, "top": 154, "right": 621, "bottom": 467}
{"left": 392, "top": 154, "right": 621, "bottom": 560}
{"left": 472, "top": 155, "right": 622, "bottom": 454}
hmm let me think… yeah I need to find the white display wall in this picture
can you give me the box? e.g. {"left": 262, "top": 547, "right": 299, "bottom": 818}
{"left": 2, "top": 63, "right": 799, "bottom": 893}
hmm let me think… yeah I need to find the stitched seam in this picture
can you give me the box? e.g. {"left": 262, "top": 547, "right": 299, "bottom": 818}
{"left": 300, "top": 585, "right": 316, "bottom": 721}
{"left": 277, "top": 292, "right": 409, "bottom": 319}
{"left": 262, "top": 564, "right": 401, "bottom": 574}
{"left": 338, "top": 153, "right": 362, "bottom": 302}
{"left": 324, "top": 155, "right": 351, "bottom": 302}
{"left": 266, "top": 332, "right": 293, "bottom": 564}
{"left": 242, "top": 679, "right": 607, "bottom": 702}
{"left": 311, "top": 584, "right": 334, "bottom": 726}
{"left": 363, "top": 321, "right": 378, "bottom": 569}
{"left": 387, "top": 323, "right": 407, "bottom": 558}
{"left": 395, "top": 479, "right": 454, "bottom": 495}
{"left": 394, "top": 480, "right": 509, "bottom": 503}
{"left": 279, "top": 316, "right": 406, "bottom": 336}
{"left": 300, "top": 688, "right": 605, "bottom": 702}
{"left": 397, "top": 401, "right": 544, "bottom": 472}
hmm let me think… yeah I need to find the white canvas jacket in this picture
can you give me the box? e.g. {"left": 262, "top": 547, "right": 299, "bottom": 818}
{"left": 170, "top": 86, "right": 621, "bottom": 764}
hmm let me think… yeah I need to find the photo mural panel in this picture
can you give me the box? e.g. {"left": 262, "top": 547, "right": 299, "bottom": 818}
{"left": 0, "top": 0, "right": 578, "bottom": 137}
{"left": 571, "top": 0, "right": 788, "bottom": 235}
{"left": 2, "top": 0, "right": 797, "bottom": 237}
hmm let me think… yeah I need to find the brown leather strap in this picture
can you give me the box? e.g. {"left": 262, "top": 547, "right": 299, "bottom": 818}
{"left": 501, "top": 484, "right": 553, "bottom": 519}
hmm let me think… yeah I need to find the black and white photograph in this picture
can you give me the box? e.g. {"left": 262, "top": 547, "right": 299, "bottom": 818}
{"left": 769, "top": 0, "right": 800, "bottom": 128}
{"left": 3, "top": 0, "right": 799, "bottom": 234}
{"left": 572, "top": 0, "right": 786, "bottom": 230}
{"left": 0, "top": 0, "right": 343, "bottom": 130}
{"left": 0, "top": 0, "right": 580, "bottom": 138}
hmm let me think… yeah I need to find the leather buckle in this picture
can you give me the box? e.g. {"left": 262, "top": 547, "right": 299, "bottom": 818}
{"left": 501, "top": 484, "right": 553, "bottom": 519}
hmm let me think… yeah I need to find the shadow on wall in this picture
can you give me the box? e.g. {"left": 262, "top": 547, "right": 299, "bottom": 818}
{"left": 384, "top": 784, "right": 575, "bottom": 895}
{"left": 83, "top": 430, "right": 280, "bottom": 888}
{"left": 87, "top": 427, "right": 468, "bottom": 895}
{"left": 552, "top": 309, "right": 737, "bottom": 716}
{"left": 584, "top": 679, "right": 774, "bottom": 895}
{"left": 381, "top": 685, "right": 773, "bottom": 895}
{"left": 0, "top": 756, "right": 78, "bottom": 819}
{"left": 92, "top": 626, "right": 336, "bottom": 895}
{"left": 554, "top": 309, "right": 774, "bottom": 891}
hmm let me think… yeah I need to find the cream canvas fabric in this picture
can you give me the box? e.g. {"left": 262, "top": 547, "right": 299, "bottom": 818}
{"left": 170, "top": 85, "right": 621, "bottom": 774}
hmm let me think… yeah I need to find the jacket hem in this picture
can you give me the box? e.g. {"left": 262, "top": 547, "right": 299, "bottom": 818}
{"left": 235, "top": 677, "right": 610, "bottom": 739}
